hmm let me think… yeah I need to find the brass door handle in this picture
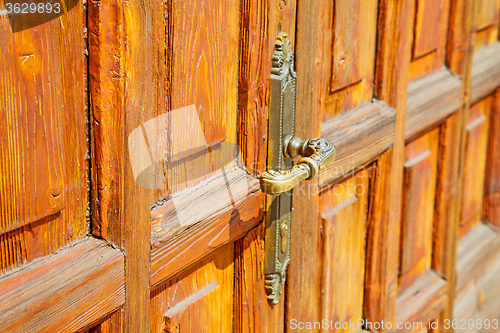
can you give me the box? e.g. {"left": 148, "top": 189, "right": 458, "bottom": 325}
{"left": 260, "top": 136, "right": 336, "bottom": 195}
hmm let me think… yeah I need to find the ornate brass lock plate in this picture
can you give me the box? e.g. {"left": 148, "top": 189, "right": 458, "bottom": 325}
{"left": 263, "top": 32, "right": 296, "bottom": 305}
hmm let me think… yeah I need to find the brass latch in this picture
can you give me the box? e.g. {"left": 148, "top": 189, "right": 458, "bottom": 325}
{"left": 261, "top": 32, "right": 335, "bottom": 304}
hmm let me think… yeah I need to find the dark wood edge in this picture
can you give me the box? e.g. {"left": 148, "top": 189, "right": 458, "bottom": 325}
{"left": 319, "top": 100, "right": 396, "bottom": 189}
{"left": 395, "top": 271, "right": 448, "bottom": 331}
{"left": 406, "top": 69, "right": 462, "bottom": 142}
{"left": 0, "top": 238, "right": 125, "bottom": 333}
{"left": 471, "top": 42, "right": 500, "bottom": 105}
{"left": 455, "top": 223, "right": 500, "bottom": 293}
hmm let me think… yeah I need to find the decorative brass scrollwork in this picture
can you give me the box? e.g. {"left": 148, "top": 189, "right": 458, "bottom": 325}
{"left": 262, "top": 32, "right": 336, "bottom": 305}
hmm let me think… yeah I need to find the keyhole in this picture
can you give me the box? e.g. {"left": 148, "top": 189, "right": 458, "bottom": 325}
{"left": 280, "top": 221, "right": 289, "bottom": 253}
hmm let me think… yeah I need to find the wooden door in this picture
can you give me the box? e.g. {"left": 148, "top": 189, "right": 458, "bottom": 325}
{"left": 1, "top": 0, "right": 500, "bottom": 332}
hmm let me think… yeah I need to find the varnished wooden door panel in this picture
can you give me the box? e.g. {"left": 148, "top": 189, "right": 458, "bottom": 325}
{"left": 2, "top": 0, "right": 500, "bottom": 331}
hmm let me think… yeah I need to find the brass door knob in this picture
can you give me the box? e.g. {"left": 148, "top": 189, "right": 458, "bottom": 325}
{"left": 260, "top": 136, "right": 335, "bottom": 195}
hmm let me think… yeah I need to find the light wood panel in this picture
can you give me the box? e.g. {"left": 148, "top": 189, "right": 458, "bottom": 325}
{"left": 0, "top": 0, "right": 88, "bottom": 274}
{"left": 460, "top": 97, "right": 491, "bottom": 238}
{"left": 320, "top": 171, "right": 369, "bottom": 333}
{"left": 399, "top": 128, "right": 439, "bottom": 292}
{"left": 409, "top": 0, "right": 450, "bottom": 81}
{"left": 473, "top": 0, "right": 500, "bottom": 52}
{"left": 150, "top": 244, "right": 234, "bottom": 333}
{"left": 321, "top": 0, "right": 378, "bottom": 120}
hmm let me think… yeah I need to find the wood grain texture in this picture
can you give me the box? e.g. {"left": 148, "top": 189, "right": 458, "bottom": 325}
{"left": 238, "top": 0, "right": 296, "bottom": 176}
{"left": 285, "top": 0, "right": 324, "bottom": 329}
{"left": 433, "top": 114, "right": 460, "bottom": 278}
{"left": 409, "top": 0, "right": 450, "bottom": 81}
{"left": 364, "top": 150, "right": 396, "bottom": 330}
{"left": 321, "top": 0, "right": 377, "bottom": 120}
{"left": 319, "top": 101, "right": 396, "bottom": 188}
{"left": 150, "top": 191, "right": 264, "bottom": 288}
{"left": 454, "top": 227, "right": 500, "bottom": 330}
{"left": 473, "top": 0, "right": 500, "bottom": 52}
{"left": 150, "top": 168, "right": 260, "bottom": 244}
{"left": 395, "top": 271, "right": 447, "bottom": 333}
{"left": 399, "top": 129, "right": 439, "bottom": 293}
{"left": 460, "top": 97, "right": 491, "bottom": 238}
{"left": 234, "top": 224, "right": 283, "bottom": 333}
{"left": 471, "top": 42, "right": 500, "bottom": 105}
{"left": 0, "top": 0, "right": 88, "bottom": 273}
{"left": 484, "top": 89, "right": 500, "bottom": 228}
{"left": 88, "top": 0, "right": 155, "bottom": 327}
{"left": 319, "top": 171, "right": 369, "bottom": 333}
{"left": 435, "top": 0, "right": 477, "bottom": 329}
{"left": 0, "top": 239, "right": 124, "bottom": 333}
{"left": 365, "top": 0, "right": 414, "bottom": 329}
{"left": 446, "top": 0, "right": 473, "bottom": 75}
{"left": 455, "top": 223, "right": 500, "bottom": 294}
{"left": 406, "top": 69, "right": 462, "bottom": 142}
{"left": 150, "top": 244, "right": 234, "bottom": 333}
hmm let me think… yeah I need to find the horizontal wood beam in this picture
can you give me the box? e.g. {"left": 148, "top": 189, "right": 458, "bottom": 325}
{"left": 471, "top": 42, "right": 500, "bottom": 104}
{"left": 395, "top": 271, "right": 447, "bottom": 332}
{"left": 0, "top": 238, "right": 124, "bottom": 333}
{"left": 455, "top": 223, "right": 500, "bottom": 293}
{"left": 319, "top": 101, "right": 396, "bottom": 188}
{"left": 150, "top": 184, "right": 263, "bottom": 288}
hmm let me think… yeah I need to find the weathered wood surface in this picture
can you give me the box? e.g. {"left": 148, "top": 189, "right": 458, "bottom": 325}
{"left": 234, "top": 224, "right": 283, "bottom": 333}
{"left": 151, "top": 168, "right": 260, "bottom": 244}
{"left": 320, "top": 171, "right": 369, "bottom": 333}
{"left": 473, "top": 0, "right": 499, "bottom": 52}
{"left": 319, "top": 101, "right": 396, "bottom": 188}
{"left": 0, "top": 239, "right": 124, "bottom": 333}
{"left": 406, "top": 69, "right": 462, "bottom": 142}
{"left": 88, "top": 0, "right": 155, "bottom": 328}
{"left": 460, "top": 97, "right": 491, "bottom": 238}
{"left": 395, "top": 271, "right": 447, "bottom": 333}
{"left": 454, "top": 228, "right": 500, "bottom": 330}
{"left": 399, "top": 128, "right": 439, "bottom": 293}
{"left": 484, "top": 89, "right": 500, "bottom": 228}
{"left": 150, "top": 190, "right": 263, "bottom": 288}
{"left": 321, "top": 0, "right": 378, "bottom": 120}
{"left": 285, "top": 0, "right": 322, "bottom": 329}
{"left": 150, "top": 244, "right": 234, "bottom": 333}
{"left": 471, "top": 42, "right": 500, "bottom": 105}
{"left": 409, "top": 0, "right": 450, "bottom": 81}
{"left": 455, "top": 223, "right": 500, "bottom": 293}
{"left": 0, "top": 0, "right": 88, "bottom": 274}
{"left": 364, "top": 0, "right": 414, "bottom": 329}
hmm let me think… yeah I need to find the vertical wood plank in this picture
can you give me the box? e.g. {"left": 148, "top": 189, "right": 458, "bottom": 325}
{"left": 399, "top": 129, "right": 440, "bottom": 292}
{"left": 484, "top": 90, "right": 500, "bottom": 228}
{"left": 0, "top": 0, "right": 88, "bottom": 273}
{"left": 435, "top": 0, "right": 476, "bottom": 330}
{"left": 285, "top": 0, "right": 326, "bottom": 330}
{"left": 364, "top": 0, "right": 414, "bottom": 329}
{"left": 409, "top": 0, "right": 450, "bottom": 81}
{"left": 319, "top": 171, "right": 369, "bottom": 333}
{"left": 321, "top": 0, "right": 378, "bottom": 120}
{"left": 88, "top": 0, "right": 154, "bottom": 328}
{"left": 238, "top": 0, "right": 296, "bottom": 176}
{"left": 234, "top": 224, "right": 283, "bottom": 333}
{"left": 460, "top": 97, "right": 491, "bottom": 238}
